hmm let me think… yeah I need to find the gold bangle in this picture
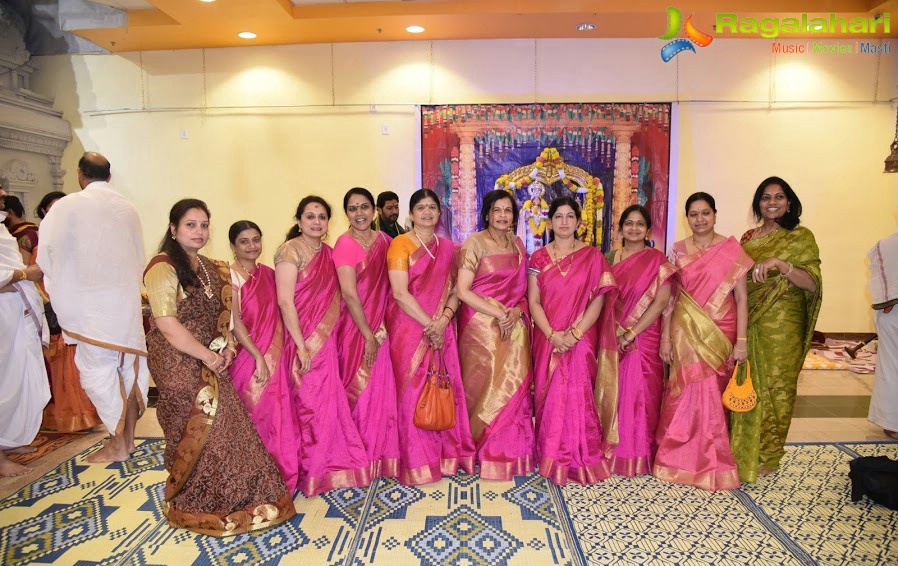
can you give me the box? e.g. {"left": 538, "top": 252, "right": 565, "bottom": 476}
{"left": 570, "top": 326, "right": 583, "bottom": 340}
{"left": 297, "top": 349, "right": 311, "bottom": 359}
{"left": 660, "top": 338, "right": 671, "bottom": 343}
{"left": 17, "top": 268, "right": 27, "bottom": 281}
{"left": 784, "top": 262, "right": 794, "bottom": 277}
{"left": 736, "top": 337, "right": 747, "bottom": 342}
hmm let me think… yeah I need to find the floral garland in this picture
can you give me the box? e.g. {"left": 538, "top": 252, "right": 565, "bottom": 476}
{"left": 493, "top": 147, "right": 605, "bottom": 246}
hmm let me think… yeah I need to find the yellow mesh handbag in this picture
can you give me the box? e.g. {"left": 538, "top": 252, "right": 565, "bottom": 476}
{"left": 722, "top": 361, "right": 757, "bottom": 413}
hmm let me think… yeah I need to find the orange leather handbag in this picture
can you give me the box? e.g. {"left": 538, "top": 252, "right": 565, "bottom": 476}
{"left": 413, "top": 348, "right": 456, "bottom": 431}
{"left": 722, "top": 361, "right": 757, "bottom": 413}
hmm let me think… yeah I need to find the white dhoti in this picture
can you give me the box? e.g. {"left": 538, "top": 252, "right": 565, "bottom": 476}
{"left": 71, "top": 340, "right": 149, "bottom": 436}
{"left": 0, "top": 289, "right": 51, "bottom": 450}
{"left": 869, "top": 309, "right": 898, "bottom": 432}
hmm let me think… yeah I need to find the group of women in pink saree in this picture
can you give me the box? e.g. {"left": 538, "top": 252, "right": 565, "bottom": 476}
{"left": 144, "top": 177, "right": 820, "bottom": 537}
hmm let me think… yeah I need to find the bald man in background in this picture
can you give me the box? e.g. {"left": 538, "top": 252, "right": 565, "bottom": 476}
{"left": 37, "top": 152, "right": 149, "bottom": 463}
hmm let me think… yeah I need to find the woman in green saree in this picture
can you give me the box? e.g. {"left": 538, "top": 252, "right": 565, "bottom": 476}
{"left": 731, "top": 177, "right": 821, "bottom": 483}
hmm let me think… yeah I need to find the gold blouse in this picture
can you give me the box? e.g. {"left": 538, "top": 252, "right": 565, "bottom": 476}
{"left": 274, "top": 240, "right": 312, "bottom": 271}
{"left": 144, "top": 261, "right": 185, "bottom": 318}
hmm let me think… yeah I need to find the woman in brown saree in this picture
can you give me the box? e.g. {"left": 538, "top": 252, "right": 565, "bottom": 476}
{"left": 145, "top": 199, "right": 295, "bottom": 536}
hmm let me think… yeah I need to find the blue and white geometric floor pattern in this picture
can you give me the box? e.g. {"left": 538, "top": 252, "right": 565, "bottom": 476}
{"left": 1, "top": 440, "right": 896, "bottom": 565}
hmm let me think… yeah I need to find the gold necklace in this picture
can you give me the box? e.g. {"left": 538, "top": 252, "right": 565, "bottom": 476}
{"left": 196, "top": 257, "right": 215, "bottom": 299}
{"left": 752, "top": 224, "right": 779, "bottom": 240}
{"left": 619, "top": 243, "right": 645, "bottom": 262}
{"left": 297, "top": 236, "right": 322, "bottom": 260}
{"left": 351, "top": 228, "right": 376, "bottom": 251}
{"left": 486, "top": 228, "right": 511, "bottom": 251}
{"left": 413, "top": 229, "right": 438, "bottom": 259}
{"left": 691, "top": 234, "right": 715, "bottom": 252}
{"left": 551, "top": 240, "right": 577, "bottom": 277}
{"left": 234, "top": 260, "right": 256, "bottom": 280}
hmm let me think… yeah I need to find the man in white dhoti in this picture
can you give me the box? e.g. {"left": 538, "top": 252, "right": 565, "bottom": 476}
{"left": 37, "top": 152, "right": 150, "bottom": 463}
{"left": 868, "top": 232, "right": 898, "bottom": 439}
{"left": 0, "top": 182, "right": 51, "bottom": 476}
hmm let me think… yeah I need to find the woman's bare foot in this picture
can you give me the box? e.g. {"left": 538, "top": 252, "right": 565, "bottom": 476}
{"left": 85, "top": 437, "right": 131, "bottom": 463}
{"left": 758, "top": 469, "right": 777, "bottom": 477}
{"left": 885, "top": 429, "right": 898, "bottom": 440}
{"left": 0, "top": 453, "right": 33, "bottom": 477}
{"left": 4, "top": 446, "right": 37, "bottom": 455}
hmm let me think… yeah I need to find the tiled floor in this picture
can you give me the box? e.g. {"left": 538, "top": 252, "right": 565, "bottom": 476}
{"left": 788, "top": 369, "right": 892, "bottom": 443}
{"left": 1, "top": 369, "right": 891, "bottom": 500}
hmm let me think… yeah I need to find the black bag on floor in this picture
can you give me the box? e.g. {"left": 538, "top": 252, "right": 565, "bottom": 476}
{"left": 848, "top": 456, "right": 898, "bottom": 510}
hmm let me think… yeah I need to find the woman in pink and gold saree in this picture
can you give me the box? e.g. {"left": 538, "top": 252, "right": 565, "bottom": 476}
{"left": 334, "top": 188, "right": 400, "bottom": 479}
{"left": 386, "top": 189, "right": 476, "bottom": 486}
{"left": 653, "top": 192, "right": 753, "bottom": 491}
{"left": 274, "top": 196, "right": 371, "bottom": 497}
{"left": 528, "top": 196, "right": 619, "bottom": 486}
{"left": 228, "top": 221, "right": 300, "bottom": 493}
{"left": 456, "top": 190, "right": 534, "bottom": 480}
{"left": 606, "top": 205, "right": 675, "bottom": 476}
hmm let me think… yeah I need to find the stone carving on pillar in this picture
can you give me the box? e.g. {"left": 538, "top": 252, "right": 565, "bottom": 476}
{"left": 0, "top": 1, "right": 73, "bottom": 209}
{"left": 455, "top": 130, "right": 478, "bottom": 242}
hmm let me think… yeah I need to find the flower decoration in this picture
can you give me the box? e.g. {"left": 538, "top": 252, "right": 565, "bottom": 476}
{"left": 493, "top": 146, "right": 606, "bottom": 246}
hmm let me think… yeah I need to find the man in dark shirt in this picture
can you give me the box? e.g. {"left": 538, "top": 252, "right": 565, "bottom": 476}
{"left": 374, "top": 191, "right": 406, "bottom": 238}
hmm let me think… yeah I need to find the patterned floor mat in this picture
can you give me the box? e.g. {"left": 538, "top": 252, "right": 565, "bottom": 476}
{"left": 6, "top": 430, "right": 94, "bottom": 466}
{"left": 1, "top": 440, "right": 896, "bottom": 565}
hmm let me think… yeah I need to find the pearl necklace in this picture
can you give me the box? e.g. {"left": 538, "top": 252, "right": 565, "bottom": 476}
{"left": 413, "top": 229, "right": 438, "bottom": 260}
{"left": 196, "top": 257, "right": 215, "bottom": 299}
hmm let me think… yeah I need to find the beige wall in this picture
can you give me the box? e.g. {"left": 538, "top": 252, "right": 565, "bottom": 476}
{"left": 31, "top": 38, "right": 898, "bottom": 331}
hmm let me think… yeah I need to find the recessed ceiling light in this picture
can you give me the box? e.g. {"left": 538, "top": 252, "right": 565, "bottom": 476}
{"left": 405, "top": 25, "right": 425, "bottom": 34}
{"left": 237, "top": 31, "right": 257, "bottom": 39}
{"left": 199, "top": 0, "right": 215, "bottom": 3}
{"left": 576, "top": 23, "right": 596, "bottom": 32}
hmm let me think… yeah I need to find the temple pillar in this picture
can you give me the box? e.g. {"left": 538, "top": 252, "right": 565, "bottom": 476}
{"left": 610, "top": 127, "right": 636, "bottom": 248}
{"left": 456, "top": 130, "right": 478, "bottom": 241}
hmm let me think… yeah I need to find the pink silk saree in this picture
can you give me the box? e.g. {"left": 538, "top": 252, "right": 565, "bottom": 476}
{"left": 230, "top": 264, "right": 300, "bottom": 492}
{"left": 275, "top": 242, "right": 371, "bottom": 497}
{"left": 334, "top": 233, "right": 400, "bottom": 478}
{"left": 652, "top": 237, "right": 753, "bottom": 491}
{"left": 530, "top": 245, "right": 620, "bottom": 486}
{"left": 609, "top": 248, "right": 676, "bottom": 476}
{"left": 385, "top": 234, "right": 476, "bottom": 486}
{"left": 457, "top": 233, "right": 535, "bottom": 480}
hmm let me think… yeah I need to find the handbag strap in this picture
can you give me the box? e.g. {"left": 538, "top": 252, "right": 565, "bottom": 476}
{"left": 734, "top": 360, "right": 751, "bottom": 386}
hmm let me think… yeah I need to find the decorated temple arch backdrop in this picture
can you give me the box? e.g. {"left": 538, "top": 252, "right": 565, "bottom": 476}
{"left": 421, "top": 103, "right": 672, "bottom": 253}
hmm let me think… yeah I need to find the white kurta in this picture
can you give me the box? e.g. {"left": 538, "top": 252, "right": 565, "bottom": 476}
{"left": 869, "top": 232, "right": 898, "bottom": 432}
{"left": 0, "top": 211, "right": 50, "bottom": 449}
{"left": 36, "top": 181, "right": 149, "bottom": 434}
